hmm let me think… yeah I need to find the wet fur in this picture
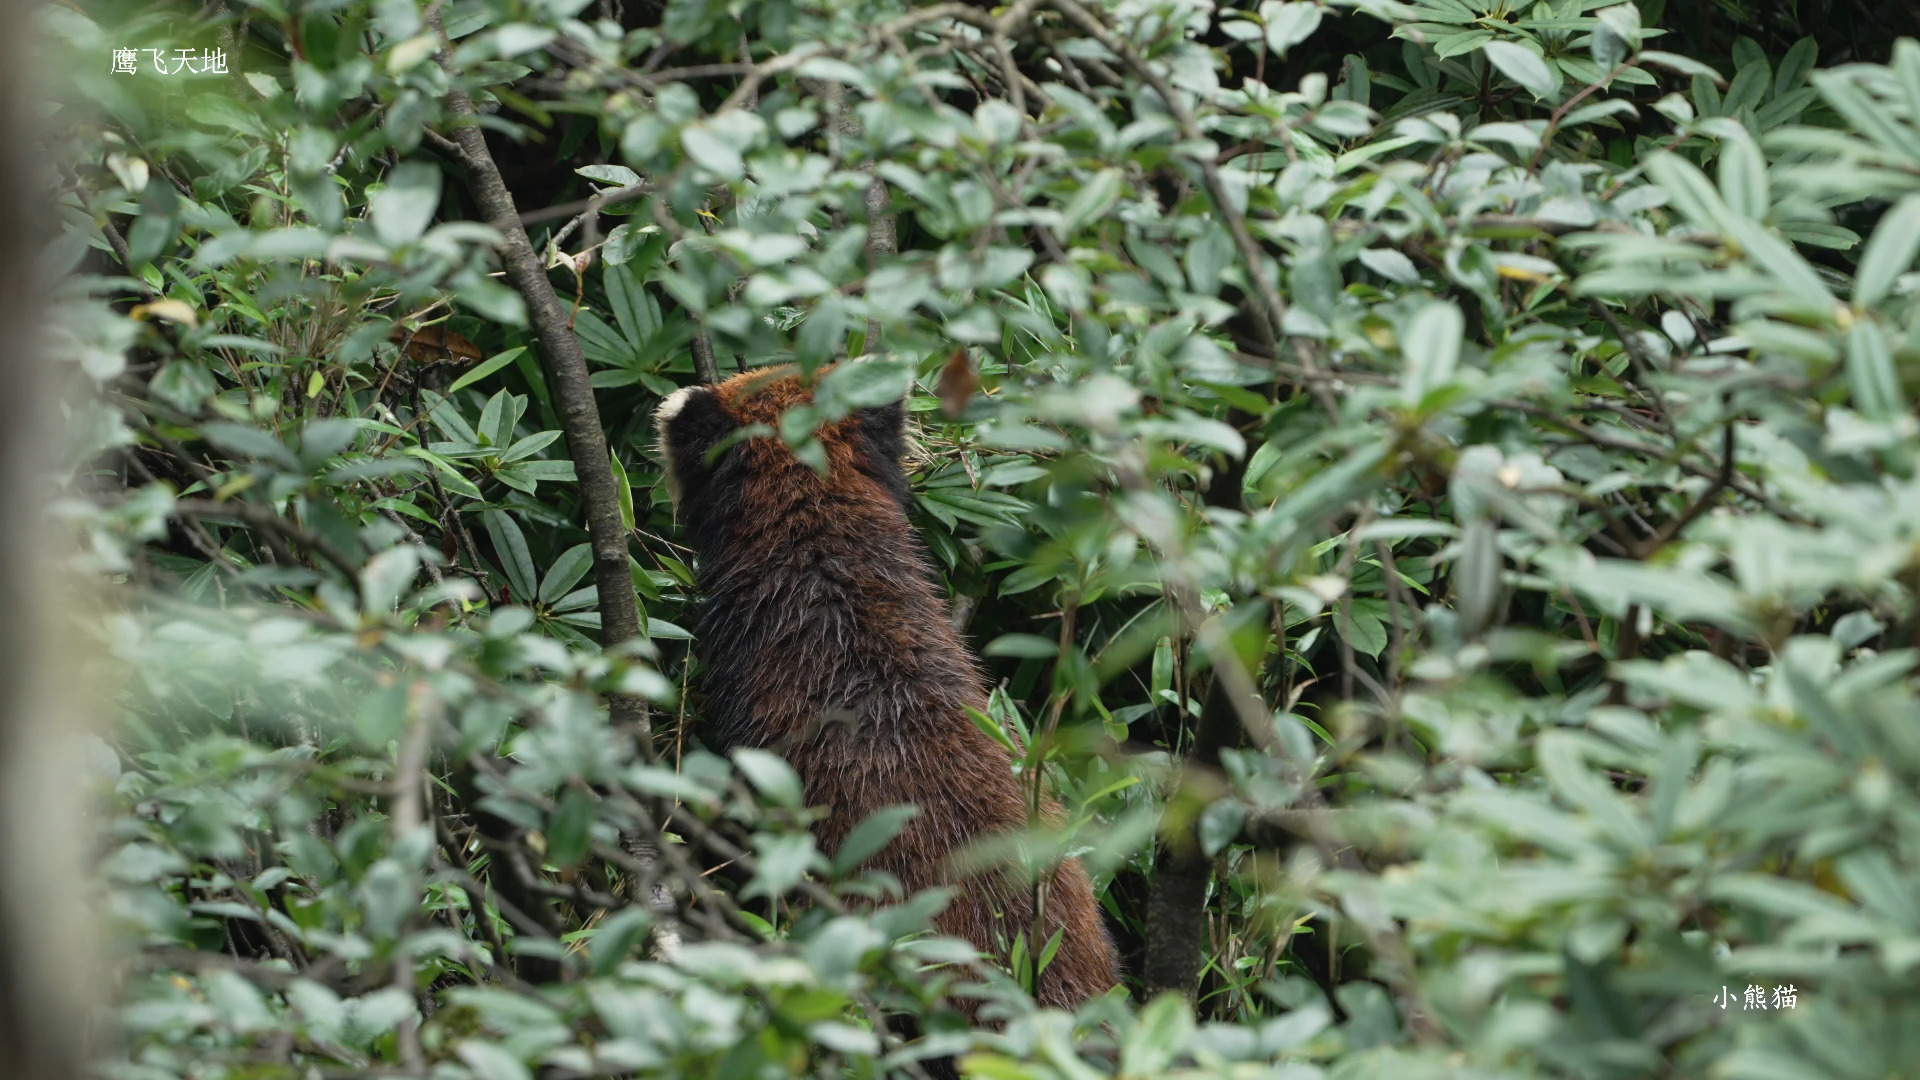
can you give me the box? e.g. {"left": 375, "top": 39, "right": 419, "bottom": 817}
{"left": 654, "top": 368, "right": 1120, "bottom": 1011}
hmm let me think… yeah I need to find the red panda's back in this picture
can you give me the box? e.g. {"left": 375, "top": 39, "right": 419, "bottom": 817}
{"left": 655, "top": 368, "right": 1120, "bottom": 1011}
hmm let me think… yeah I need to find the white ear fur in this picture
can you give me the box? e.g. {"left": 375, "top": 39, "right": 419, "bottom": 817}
{"left": 654, "top": 385, "right": 706, "bottom": 513}
{"left": 654, "top": 384, "right": 703, "bottom": 430}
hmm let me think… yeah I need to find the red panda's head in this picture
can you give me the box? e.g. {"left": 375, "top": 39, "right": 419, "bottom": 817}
{"left": 653, "top": 365, "right": 911, "bottom": 550}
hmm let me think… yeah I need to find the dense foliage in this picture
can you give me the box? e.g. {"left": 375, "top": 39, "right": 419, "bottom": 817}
{"left": 38, "top": 0, "right": 1920, "bottom": 1075}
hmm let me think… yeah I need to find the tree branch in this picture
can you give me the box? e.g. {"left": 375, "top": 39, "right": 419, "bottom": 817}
{"left": 517, "top": 180, "right": 651, "bottom": 230}
{"left": 1637, "top": 419, "right": 1737, "bottom": 556}
{"left": 1141, "top": 412, "right": 1253, "bottom": 1002}
{"left": 171, "top": 498, "right": 360, "bottom": 582}
{"left": 433, "top": 13, "right": 649, "bottom": 738}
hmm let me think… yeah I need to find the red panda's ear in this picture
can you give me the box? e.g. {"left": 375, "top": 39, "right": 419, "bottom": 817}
{"left": 655, "top": 384, "right": 734, "bottom": 510}
{"left": 853, "top": 399, "right": 907, "bottom": 463}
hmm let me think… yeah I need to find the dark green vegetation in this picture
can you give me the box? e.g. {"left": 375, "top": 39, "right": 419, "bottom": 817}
{"left": 39, "top": 0, "right": 1920, "bottom": 1075}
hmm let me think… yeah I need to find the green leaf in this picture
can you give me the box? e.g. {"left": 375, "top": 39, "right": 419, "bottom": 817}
{"left": 819, "top": 357, "right": 911, "bottom": 410}
{"left": 681, "top": 126, "right": 743, "bottom": 180}
{"left": 602, "top": 222, "right": 650, "bottom": 266}
{"left": 1062, "top": 169, "right": 1123, "bottom": 232}
{"left": 963, "top": 703, "right": 1020, "bottom": 755}
{"left": 576, "top": 163, "right": 641, "bottom": 187}
{"left": 1433, "top": 30, "right": 1495, "bottom": 59}
{"left": 1198, "top": 799, "right": 1248, "bottom": 856}
{"left": 1183, "top": 226, "right": 1234, "bottom": 297}
{"left": 1835, "top": 850, "right": 1918, "bottom": 929}
{"left": 1122, "top": 993, "right": 1196, "bottom": 1076}
{"left": 356, "top": 859, "right": 416, "bottom": 941}
{"left": 501, "top": 430, "right": 562, "bottom": 463}
{"left": 1470, "top": 121, "right": 1542, "bottom": 150}
{"left": 446, "top": 346, "right": 527, "bottom": 395}
{"left": 478, "top": 390, "right": 509, "bottom": 448}
{"left": 1150, "top": 636, "right": 1173, "bottom": 702}
{"left": 1138, "top": 412, "right": 1246, "bottom": 457}
{"left": 369, "top": 162, "right": 442, "bottom": 248}
{"left": 546, "top": 788, "right": 594, "bottom": 868}
{"left": 733, "top": 748, "right": 805, "bottom": 809}
{"left": 681, "top": 115, "right": 764, "bottom": 181}
{"left": 1642, "top": 152, "right": 1731, "bottom": 230}
{"left": 605, "top": 263, "right": 656, "bottom": 349}
{"left": 1539, "top": 733, "right": 1648, "bottom": 848}
{"left": 588, "top": 907, "right": 654, "bottom": 975}
{"left": 1722, "top": 215, "right": 1832, "bottom": 300}
{"left": 1358, "top": 247, "right": 1420, "bottom": 285}
{"left": 1812, "top": 69, "right": 1920, "bottom": 162}
{"left": 1845, "top": 320, "right": 1903, "bottom": 422}
{"left": 832, "top": 805, "right": 922, "bottom": 877}
{"left": 481, "top": 509, "right": 538, "bottom": 603}
{"left": 1639, "top": 50, "right": 1725, "bottom": 81}
{"left": 985, "top": 633, "right": 1060, "bottom": 659}
{"left": 456, "top": 1041, "right": 532, "bottom": 1080}
{"left": 1706, "top": 874, "right": 1857, "bottom": 921}
{"left": 1483, "top": 41, "right": 1562, "bottom": 99}
{"left": 1594, "top": 3, "right": 1641, "bottom": 54}
{"left": 360, "top": 547, "right": 421, "bottom": 614}
{"left": 1452, "top": 516, "right": 1500, "bottom": 635}
{"left": 1567, "top": 560, "right": 1755, "bottom": 636}
{"left": 1262, "top": 2, "right": 1323, "bottom": 57}
{"left": 1851, "top": 194, "right": 1920, "bottom": 307}
{"left": 1899, "top": 40, "right": 1920, "bottom": 134}
{"left": 1716, "top": 127, "right": 1769, "bottom": 220}
{"left": 1034, "top": 926, "right": 1065, "bottom": 977}
{"left": 743, "top": 832, "right": 822, "bottom": 900}
{"left": 611, "top": 451, "right": 636, "bottom": 532}
{"left": 1335, "top": 602, "right": 1389, "bottom": 658}
{"left": 492, "top": 23, "right": 556, "bottom": 57}
{"left": 804, "top": 915, "right": 888, "bottom": 981}
{"left": 1774, "top": 36, "right": 1818, "bottom": 95}
{"left": 403, "top": 447, "right": 484, "bottom": 500}
{"left": 202, "top": 422, "right": 300, "bottom": 471}
{"left": 1615, "top": 651, "right": 1760, "bottom": 712}
{"left": 539, "top": 544, "right": 594, "bottom": 605}
{"left": 1401, "top": 300, "right": 1464, "bottom": 405}
{"left": 151, "top": 360, "right": 217, "bottom": 411}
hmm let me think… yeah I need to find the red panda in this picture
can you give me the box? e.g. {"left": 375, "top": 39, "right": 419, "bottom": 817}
{"left": 654, "top": 366, "right": 1120, "bottom": 1012}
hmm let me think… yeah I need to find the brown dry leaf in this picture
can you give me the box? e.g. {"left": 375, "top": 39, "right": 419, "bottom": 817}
{"left": 393, "top": 323, "right": 483, "bottom": 365}
{"left": 128, "top": 299, "right": 199, "bottom": 328}
{"left": 937, "top": 348, "right": 976, "bottom": 419}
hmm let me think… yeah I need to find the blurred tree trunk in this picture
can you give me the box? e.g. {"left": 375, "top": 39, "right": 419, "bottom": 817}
{"left": 0, "top": 0, "right": 96, "bottom": 1075}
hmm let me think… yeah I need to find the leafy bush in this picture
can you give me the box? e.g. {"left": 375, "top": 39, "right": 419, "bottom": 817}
{"left": 37, "top": 0, "right": 1920, "bottom": 1076}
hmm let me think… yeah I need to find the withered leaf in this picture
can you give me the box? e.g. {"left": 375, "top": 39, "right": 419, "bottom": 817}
{"left": 392, "top": 323, "right": 483, "bottom": 365}
{"left": 937, "top": 348, "right": 976, "bottom": 419}
{"left": 129, "top": 299, "right": 199, "bottom": 328}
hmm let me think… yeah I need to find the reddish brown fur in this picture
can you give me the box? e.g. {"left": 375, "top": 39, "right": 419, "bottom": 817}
{"left": 656, "top": 368, "right": 1119, "bottom": 1011}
